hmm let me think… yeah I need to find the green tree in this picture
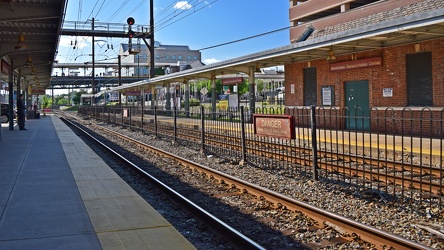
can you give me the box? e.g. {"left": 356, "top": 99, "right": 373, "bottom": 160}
{"left": 256, "top": 80, "right": 265, "bottom": 93}
{"left": 41, "top": 95, "right": 52, "bottom": 108}
{"left": 57, "top": 98, "right": 69, "bottom": 106}
{"left": 72, "top": 90, "right": 88, "bottom": 105}
{"left": 54, "top": 95, "right": 66, "bottom": 106}
{"left": 237, "top": 79, "right": 249, "bottom": 95}
{"left": 192, "top": 79, "right": 213, "bottom": 97}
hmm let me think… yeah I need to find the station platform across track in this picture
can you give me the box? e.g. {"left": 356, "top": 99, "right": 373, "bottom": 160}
{"left": 0, "top": 115, "right": 195, "bottom": 250}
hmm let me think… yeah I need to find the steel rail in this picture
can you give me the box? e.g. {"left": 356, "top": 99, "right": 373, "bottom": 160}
{"left": 151, "top": 124, "right": 443, "bottom": 192}
{"left": 60, "top": 116, "right": 266, "bottom": 250}
{"left": 69, "top": 116, "right": 431, "bottom": 250}
{"left": 89, "top": 112, "right": 443, "bottom": 196}
{"left": 141, "top": 119, "right": 441, "bottom": 176}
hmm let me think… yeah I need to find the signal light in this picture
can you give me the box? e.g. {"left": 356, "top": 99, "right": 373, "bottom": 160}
{"left": 127, "top": 17, "right": 135, "bottom": 25}
{"left": 128, "top": 29, "right": 135, "bottom": 38}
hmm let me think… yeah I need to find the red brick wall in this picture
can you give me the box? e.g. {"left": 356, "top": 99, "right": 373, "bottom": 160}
{"left": 281, "top": 107, "right": 444, "bottom": 137}
{"left": 283, "top": 38, "right": 444, "bottom": 137}
{"left": 284, "top": 38, "right": 444, "bottom": 108}
{"left": 369, "top": 108, "right": 444, "bottom": 136}
{"left": 432, "top": 39, "right": 444, "bottom": 106}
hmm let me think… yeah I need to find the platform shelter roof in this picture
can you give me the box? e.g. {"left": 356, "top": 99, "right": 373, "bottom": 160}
{"left": 0, "top": 0, "right": 68, "bottom": 93}
{"left": 112, "top": 3, "right": 444, "bottom": 91}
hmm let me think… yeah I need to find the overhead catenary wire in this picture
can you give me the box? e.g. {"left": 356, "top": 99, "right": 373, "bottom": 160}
{"left": 59, "top": 0, "right": 288, "bottom": 72}
{"left": 95, "top": 0, "right": 107, "bottom": 17}
{"left": 198, "top": 26, "right": 292, "bottom": 51}
{"left": 77, "top": 0, "right": 83, "bottom": 21}
{"left": 154, "top": 0, "right": 201, "bottom": 26}
{"left": 62, "top": 0, "right": 218, "bottom": 60}
{"left": 154, "top": 0, "right": 178, "bottom": 19}
{"left": 106, "top": 0, "right": 130, "bottom": 22}
{"left": 155, "top": 0, "right": 218, "bottom": 32}
{"left": 120, "top": 0, "right": 147, "bottom": 23}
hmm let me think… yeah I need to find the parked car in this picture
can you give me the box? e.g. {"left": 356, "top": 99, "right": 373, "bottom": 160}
{"left": 275, "top": 86, "right": 285, "bottom": 92}
{"left": 1, "top": 103, "right": 16, "bottom": 123}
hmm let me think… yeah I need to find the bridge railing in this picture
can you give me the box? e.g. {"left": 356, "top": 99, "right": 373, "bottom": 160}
{"left": 62, "top": 20, "right": 149, "bottom": 33}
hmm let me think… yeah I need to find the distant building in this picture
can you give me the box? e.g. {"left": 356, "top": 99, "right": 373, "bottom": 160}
{"left": 119, "top": 43, "right": 203, "bottom": 77}
{"left": 284, "top": 0, "right": 444, "bottom": 134}
{"left": 286, "top": 0, "right": 444, "bottom": 109}
{"left": 289, "top": 0, "right": 381, "bottom": 43}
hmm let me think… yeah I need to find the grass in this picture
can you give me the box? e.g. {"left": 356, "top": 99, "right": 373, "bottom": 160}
{"left": 63, "top": 106, "right": 79, "bottom": 112}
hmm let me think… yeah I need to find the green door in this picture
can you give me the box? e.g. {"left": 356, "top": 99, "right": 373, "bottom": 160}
{"left": 345, "top": 80, "right": 370, "bottom": 130}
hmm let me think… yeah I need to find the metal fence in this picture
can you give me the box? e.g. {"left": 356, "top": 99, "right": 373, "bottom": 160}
{"left": 78, "top": 105, "right": 443, "bottom": 210}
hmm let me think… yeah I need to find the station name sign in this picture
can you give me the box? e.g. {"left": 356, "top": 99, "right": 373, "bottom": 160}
{"left": 1, "top": 59, "right": 9, "bottom": 75}
{"left": 330, "top": 57, "right": 382, "bottom": 72}
{"left": 33, "top": 89, "right": 46, "bottom": 95}
{"left": 222, "top": 77, "right": 243, "bottom": 85}
{"left": 124, "top": 90, "right": 152, "bottom": 95}
{"left": 253, "top": 114, "right": 295, "bottom": 140}
{"left": 124, "top": 90, "right": 141, "bottom": 96}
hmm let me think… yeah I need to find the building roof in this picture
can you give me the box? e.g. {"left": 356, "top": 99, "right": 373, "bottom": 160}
{"left": 157, "top": 45, "right": 191, "bottom": 50}
{"left": 0, "top": 0, "right": 68, "bottom": 92}
{"left": 310, "top": 0, "right": 444, "bottom": 39}
{"left": 190, "top": 60, "right": 205, "bottom": 68}
{"left": 111, "top": 2, "right": 444, "bottom": 91}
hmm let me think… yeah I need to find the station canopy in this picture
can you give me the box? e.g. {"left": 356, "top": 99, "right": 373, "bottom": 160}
{"left": 2, "top": 1, "right": 444, "bottom": 95}
{"left": 0, "top": 0, "right": 67, "bottom": 93}
{"left": 111, "top": 6, "right": 444, "bottom": 93}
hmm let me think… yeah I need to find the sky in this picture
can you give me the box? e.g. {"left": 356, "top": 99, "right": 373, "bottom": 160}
{"left": 53, "top": 0, "right": 290, "bottom": 93}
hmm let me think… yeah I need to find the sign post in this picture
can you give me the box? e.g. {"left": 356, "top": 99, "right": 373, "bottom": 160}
{"left": 253, "top": 114, "right": 295, "bottom": 140}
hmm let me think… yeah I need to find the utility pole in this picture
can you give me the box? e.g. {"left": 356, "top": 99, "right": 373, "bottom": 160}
{"left": 150, "top": 0, "right": 155, "bottom": 78}
{"left": 92, "top": 18, "right": 96, "bottom": 97}
{"left": 118, "top": 55, "right": 122, "bottom": 107}
{"left": 59, "top": 11, "right": 153, "bottom": 95}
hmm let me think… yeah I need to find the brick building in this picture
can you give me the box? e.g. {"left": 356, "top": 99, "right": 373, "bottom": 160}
{"left": 119, "top": 43, "right": 202, "bottom": 77}
{"left": 284, "top": 0, "right": 444, "bottom": 135}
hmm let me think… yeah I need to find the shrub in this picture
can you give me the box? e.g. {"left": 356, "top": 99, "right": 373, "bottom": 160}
{"left": 181, "top": 98, "right": 201, "bottom": 107}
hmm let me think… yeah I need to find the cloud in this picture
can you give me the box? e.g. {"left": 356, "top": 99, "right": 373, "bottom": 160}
{"left": 59, "top": 36, "right": 90, "bottom": 49}
{"left": 174, "top": 1, "right": 192, "bottom": 10}
{"left": 202, "top": 1, "right": 211, "bottom": 7}
{"left": 203, "top": 58, "right": 220, "bottom": 65}
{"left": 58, "top": 36, "right": 72, "bottom": 47}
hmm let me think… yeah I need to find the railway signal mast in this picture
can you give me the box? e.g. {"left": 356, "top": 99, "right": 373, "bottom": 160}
{"left": 127, "top": 17, "right": 136, "bottom": 54}
{"left": 60, "top": 0, "right": 155, "bottom": 83}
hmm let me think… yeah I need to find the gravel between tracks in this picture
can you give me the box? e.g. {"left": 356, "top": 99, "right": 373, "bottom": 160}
{"left": 75, "top": 115, "right": 443, "bottom": 249}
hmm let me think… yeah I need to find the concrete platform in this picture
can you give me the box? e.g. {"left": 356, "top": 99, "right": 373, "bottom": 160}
{"left": 0, "top": 116, "right": 195, "bottom": 250}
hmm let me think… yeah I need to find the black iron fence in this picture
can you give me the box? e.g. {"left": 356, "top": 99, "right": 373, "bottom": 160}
{"left": 78, "top": 105, "right": 443, "bottom": 209}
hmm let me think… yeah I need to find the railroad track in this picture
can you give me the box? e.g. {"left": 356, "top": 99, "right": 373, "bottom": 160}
{"left": 60, "top": 116, "right": 265, "bottom": 250}
{"left": 105, "top": 114, "right": 443, "bottom": 197}
{"left": 60, "top": 113, "right": 431, "bottom": 250}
